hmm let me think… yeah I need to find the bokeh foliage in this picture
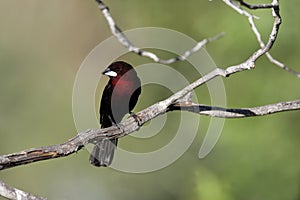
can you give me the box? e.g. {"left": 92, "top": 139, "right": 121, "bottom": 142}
{"left": 0, "top": 0, "right": 299, "bottom": 200}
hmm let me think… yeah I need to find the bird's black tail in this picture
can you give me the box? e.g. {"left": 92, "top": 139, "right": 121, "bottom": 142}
{"left": 89, "top": 138, "right": 118, "bottom": 167}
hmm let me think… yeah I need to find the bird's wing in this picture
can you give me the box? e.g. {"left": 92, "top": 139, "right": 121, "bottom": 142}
{"left": 100, "top": 83, "right": 115, "bottom": 128}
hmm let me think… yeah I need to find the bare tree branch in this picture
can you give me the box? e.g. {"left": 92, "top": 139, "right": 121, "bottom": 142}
{"left": 96, "top": 0, "right": 299, "bottom": 76}
{"left": 0, "top": 181, "right": 46, "bottom": 200}
{"left": 95, "top": 0, "right": 224, "bottom": 64}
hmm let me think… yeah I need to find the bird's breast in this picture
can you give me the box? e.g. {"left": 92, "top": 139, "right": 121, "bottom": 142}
{"left": 112, "top": 79, "right": 139, "bottom": 96}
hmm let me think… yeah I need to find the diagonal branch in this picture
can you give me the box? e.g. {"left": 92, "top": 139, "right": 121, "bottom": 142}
{"left": 1, "top": 93, "right": 299, "bottom": 171}
{"left": 0, "top": 181, "right": 46, "bottom": 200}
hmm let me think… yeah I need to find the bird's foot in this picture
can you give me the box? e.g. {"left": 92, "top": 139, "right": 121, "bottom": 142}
{"left": 129, "top": 112, "right": 142, "bottom": 127}
{"left": 113, "top": 122, "right": 124, "bottom": 132}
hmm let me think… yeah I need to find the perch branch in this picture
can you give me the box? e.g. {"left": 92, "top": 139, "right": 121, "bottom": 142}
{"left": 1, "top": 96, "right": 299, "bottom": 171}
{"left": 0, "top": 181, "right": 46, "bottom": 200}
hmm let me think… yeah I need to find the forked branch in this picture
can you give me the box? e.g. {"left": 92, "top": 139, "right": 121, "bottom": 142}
{"left": 225, "top": 0, "right": 300, "bottom": 77}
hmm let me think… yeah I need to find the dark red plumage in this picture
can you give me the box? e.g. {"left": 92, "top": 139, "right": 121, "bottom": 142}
{"left": 89, "top": 61, "right": 141, "bottom": 167}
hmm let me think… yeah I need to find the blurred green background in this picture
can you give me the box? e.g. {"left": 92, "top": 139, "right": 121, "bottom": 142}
{"left": 0, "top": 0, "right": 299, "bottom": 199}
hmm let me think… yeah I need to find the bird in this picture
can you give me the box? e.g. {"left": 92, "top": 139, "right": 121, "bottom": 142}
{"left": 89, "top": 61, "right": 141, "bottom": 167}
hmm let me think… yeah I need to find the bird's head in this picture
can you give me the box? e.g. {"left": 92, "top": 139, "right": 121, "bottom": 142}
{"left": 102, "top": 61, "right": 137, "bottom": 78}
{"left": 102, "top": 61, "right": 140, "bottom": 86}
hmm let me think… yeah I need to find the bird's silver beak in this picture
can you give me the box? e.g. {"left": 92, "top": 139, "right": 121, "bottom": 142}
{"left": 102, "top": 68, "right": 117, "bottom": 77}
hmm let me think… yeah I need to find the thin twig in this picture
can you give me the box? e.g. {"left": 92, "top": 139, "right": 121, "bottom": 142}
{"left": 266, "top": 54, "right": 300, "bottom": 77}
